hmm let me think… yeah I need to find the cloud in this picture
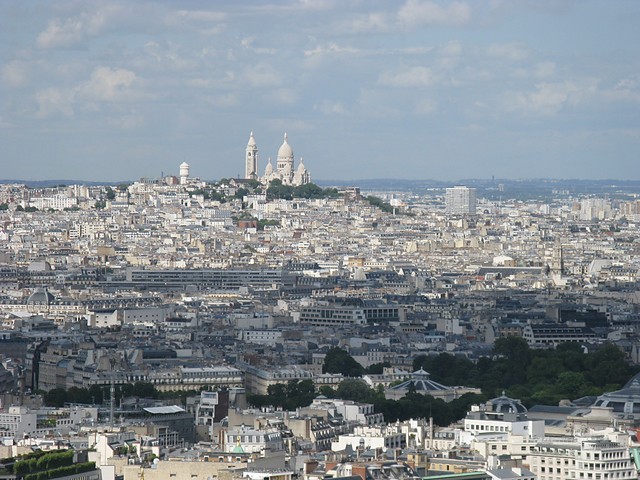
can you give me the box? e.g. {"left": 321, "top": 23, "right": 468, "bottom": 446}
{"left": 243, "top": 63, "right": 282, "bottom": 88}
{"left": 0, "top": 116, "right": 16, "bottom": 129}
{"left": 505, "top": 80, "right": 597, "bottom": 115}
{"left": 605, "top": 76, "right": 640, "bottom": 103}
{"left": 77, "top": 67, "right": 138, "bottom": 102}
{"left": 36, "top": 5, "right": 122, "bottom": 48}
{"left": 486, "top": 43, "right": 528, "bottom": 61}
{"left": 108, "top": 110, "right": 144, "bottom": 130}
{"left": 350, "top": 12, "right": 390, "bottom": 33}
{"left": 398, "top": 0, "right": 471, "bottom": 27}
{"left": 240, "top": 36, "right": 277, "bottom": 55}
{"left": 35, "top": 88, "right": 74, "bottom": 118}
{"left": 304, "top": 43, "right": 359, "bottom": 58}
{"left": 165, "top": 9, "right": 226, "bottom": 35}
{"left": 315, "top": 100, "right": 348, "bottom": 115}
{"left": 34, "top": 66, "right": 141, "bottom": 118}
{"left": 379, "top": 66, "right": 435, "bottom": 88}
{"left": 414, "top": 98, "right": 436, "bottom": 114}
{"left": 533, "top": 61, "right": 556, "bottom": 78}
{"left": 2, "top": 61, "right": 29, "bottom": 88}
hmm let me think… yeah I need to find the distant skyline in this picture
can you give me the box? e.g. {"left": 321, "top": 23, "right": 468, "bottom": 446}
{"left": 1, "top": 0, "right": 639, "bottom": 182}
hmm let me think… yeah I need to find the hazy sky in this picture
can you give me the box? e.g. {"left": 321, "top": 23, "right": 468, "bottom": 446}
{"left": 1, "top": 0, "right": 639, "bottom": 182}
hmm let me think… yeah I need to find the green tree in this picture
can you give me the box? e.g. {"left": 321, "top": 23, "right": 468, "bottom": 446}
{"left": 365, "top": 195, "right": 394, "bottom": 213}
{"left": 585, "top": 344, "right": 631, "bottom": 386}
{"left": 234, "top": 187, "right": 249, "bottom": 199}
{"left": 365, "top": 362, "right": 391, "bottom": 374}
{"left": 44, "top": 388, "right": 67, "bottom": 407}
{"left": 266, "top": 179, "right": 294, "bottom": 200}
{"left": 132, "top": 382, "right": 157, "bottom": 398}
{"left": 335, "top": 378, "right": 379, "bottom": 403}
{"left": 323, "top": 347, "right": 365, "bottom": 377}
{"left": 555, "top": 371, "right": 586, "bottom": 398}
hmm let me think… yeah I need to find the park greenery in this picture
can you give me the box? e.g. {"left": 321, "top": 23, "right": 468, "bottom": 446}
{"left": 364, "top": 195, "right": 394, "bottom": 213}
{"left": 40, "top": 339, "right": 638, "bottom": 428}
{"left": 42, "top": 381, "right": 197, "bottom": 408}
{"left": 249, "top": 339, "right": 638, "bottom": 425}
{"left": 0, "top": 449, "right": 97, "bottom": 480}
{"left": 265, "top": 179, "right": 340, "bottom": 201}
{"left": 188, "top": 179, "right": 340, "bottom": 203}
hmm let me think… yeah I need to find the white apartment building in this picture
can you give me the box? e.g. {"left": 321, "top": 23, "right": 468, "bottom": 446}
{"left": 527, "top": 431, "right": 634, "bottom": 480}
{"left": 225, "top": 425, "right": 284, "bottom": 454}
{"left": 331, "top": 424, "right": 405, "bottom": 452}
{"left": 237, "top": 328, "right": 283, "bottom": 346}
{"left": 0, "top": 406, "right": 38, "bottom": 440}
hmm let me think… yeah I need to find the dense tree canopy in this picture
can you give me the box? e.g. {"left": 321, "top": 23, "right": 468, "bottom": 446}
{"left": 266, "top": 180, "right": 340, "bottom": 201}
{"left": 248, "top": 380, "right": 317, "bottom": 411}
{"left": 414, "top": 341, "right": 638, "bottom": 407}
{"left": 322, "top": 347, "right": 365, "bottom": 377}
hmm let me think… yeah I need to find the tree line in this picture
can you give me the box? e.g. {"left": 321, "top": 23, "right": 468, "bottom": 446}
{"left": 247, "top": 340, "right": 638, "bottom": 425}
{"left": 42, "top": 339, "right": 638, "bottom": 427}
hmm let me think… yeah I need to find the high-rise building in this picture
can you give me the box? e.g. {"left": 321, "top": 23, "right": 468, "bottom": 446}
{"left": 445, "top": 186, "right": 477, "bottom": 215}
{"left": 245, "top": 132, "right": 258, "bottom": 180}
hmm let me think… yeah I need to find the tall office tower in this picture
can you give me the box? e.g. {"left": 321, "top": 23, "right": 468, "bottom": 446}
{"left": 445, "top": 186, "right": 477, "bottom": 215}
{"left": 245, "top": 132, "right": 258, "bottom": 180}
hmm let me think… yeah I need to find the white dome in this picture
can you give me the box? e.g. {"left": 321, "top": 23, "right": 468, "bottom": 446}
{"left": 265, "top": 158, "right": 273, "bottom": 175}
{"left": 277, "top": 133, "right": 293, "bottom": 159}
{"left": 247, "top": 131, "right": 256, "bottom": 147}
{"left": 180, "top": 162, "right": 189, "bottom": 168}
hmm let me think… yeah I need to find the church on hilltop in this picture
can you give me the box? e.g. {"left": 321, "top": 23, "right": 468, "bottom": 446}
{"left": 245, "top": 132, "right": 311, "bottom": 186}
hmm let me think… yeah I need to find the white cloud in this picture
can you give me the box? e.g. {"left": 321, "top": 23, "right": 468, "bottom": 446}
{"left": 108, "top": 110, "right": 144, "bottom": 130}
{"left": 506, "top": 80, "right": 597, "bottom": 115}
{"left": 533, "top": 61, "right": 556, "bottom": 78}
{"left": 379, "top": 66, "right": 435, "bottom": 88}
{"left": 315, "top": 100, "right": 348, "bottom": 115}
{"left": 605, "top": 76, "right": 640, "bottom": 103}
{"left": 350, "top": 12, "right": 390, "bottom": 33}
{"left": 77, "top": 67, "right": 138, "bottom": 102}
{"left": 295, "top": 0, "right": 335, "bottom": 11}
{"left": 165, "top": 9, "right": 226, "bottom": 35}
{"left": 240, "top": 36, "right": 277, "bottom": 55}
{"left": 304, "top": 43, "right": 359, "bottom": 58}
{"left": 35, "top": 88, "right": 74, "bottom": 118}
{"left": 398, "top": 0, "right": 471, "bottom": 27}
{"left": 34, "top": 66, "right": 141, "bottom": 119}
{"left": 243, "top": 63, "right": 282, "bottom": 88}
{"left": 202, "top": 93, "right": 238, "bottom": 108}
{"left": 36, "top": 5, "right": 122, "bottom": 48}
{"left": 414, "top": 98, "right": 436, "bottom": 114}
{"left": 440, "top": 41, "right": 463, "bottom": 57}
{"left": 486, "top": 43, "right": 528, "bottom": 61}
{"left": 2, "top": 61, "right": 29, "bottom": 88}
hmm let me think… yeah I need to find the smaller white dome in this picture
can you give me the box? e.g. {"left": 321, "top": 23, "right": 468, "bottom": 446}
{"left": 265, "top": 158, "right": 273, "bottom": 175}
{"left": 247, "top": 131, "right": 256, "bottom": 147}
{"left": 180, "top": 162, "right": 189, "bottom": 168}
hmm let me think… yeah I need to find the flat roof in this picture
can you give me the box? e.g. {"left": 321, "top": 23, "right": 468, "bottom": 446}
{"left": 143, "top": 405, "right": 185, "bottom": 415}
